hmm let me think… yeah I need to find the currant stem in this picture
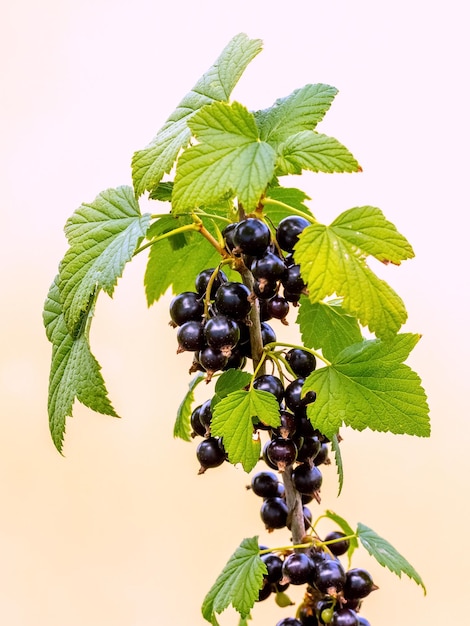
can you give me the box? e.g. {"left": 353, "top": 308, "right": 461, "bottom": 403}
{"left": 282, "top": 465, "right": 306, "bottom": 547}
{"left": 264, "top": 342, "right": 332, "bottom": 367}
{"left": 238, "top": 265, "right": 266, "bottom": 377}
{"left": 260, "top": 198, "right": 317, "bottom": 223}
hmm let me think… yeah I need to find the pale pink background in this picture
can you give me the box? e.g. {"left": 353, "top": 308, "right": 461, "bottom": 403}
{"left": 1, "top": 1, "right": 468, "bottom": 624}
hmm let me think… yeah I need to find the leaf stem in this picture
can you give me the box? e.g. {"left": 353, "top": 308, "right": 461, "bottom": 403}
{"left": 261, "top": 198, "right": 316, "bottom": 223}
{"left": 133, "top": 223, "right": 198, "bottom": 256}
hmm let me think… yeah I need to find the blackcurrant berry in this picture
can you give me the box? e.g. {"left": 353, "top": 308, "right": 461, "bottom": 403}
{"left": 266, "top": 437, "right": 298, "bottom": 470}
{"left": 250, "top": 471, "right": 280, "bottom": 498}
{"left": 254, "top": 279, "right": 278, "bottom": 300}
{"left": 314, "top": 443, "right": 330, "bottom": 466}
{"left": 198, "top": 346, "right": 228, "bottom": 375}
{"left": 222, "top": 222, "right": 238, "bottom": 253}
{"left": 266, "top": 295, "right": 290, "bottom": 321}
{"left": 312, "top": 559, "right": 346, "bottom": 594}
{"left": 190, "top": 404, "right": 207, "bottom": 437}
{"left": 195, "top": 268, "right": 228, "bottom": 299}
{"left": 292, "top": 463, "right": 322, "bottom": 495}
{"left": 251, "top": 251, "right": 286, "bottom": 282}
{"left": 343, "top": 568, "right": 377, "bottom": 600}
{"left": 222, "top": 348, "right": 246, "bottom": 371}
{"left": 260, "top": 553, "right": 284, "bottom": 583}
{"left": 296, "top": 434, "right": 321, "bottom": 463}
{"left": 273, "top": 410, "right": 297, "bottom": 438}
{"left": 260, "top": 497, "right": 288, "bottom": 530}
{"left": 282, "top": 552, "right": 314, "bottom": 585}
{"left": 275, "top": 618, "right": 302, "bottom": 626}
{"left": 257, "top": 578, "right": 272, "bottom": 601}
{"left": 169, "top": 291, "right": 203, "bottom": 326}
{"left": 323, "top": 531, "right": 350, "bottom": 557}
{"left": 176, "top": 320, "right": 205, "bottom": 352}
{"left": 253, "top": 374, "right": 284, "bottom": 403}
{"left": 330, "top": 609, "right": 359, "bottom": 626}
{"left": 282, "top": 264, "right": 306, "bottom": 294}
{"left": 203, "top": 315, "right": 240, "bottom": 353}
{"left": 196, "top": 437, "right": 226, "bottom": 473}
{"left": 276, "top": 216, "right": 310, "bottom": 252}
{"left": 286, "top": 348, "right": 317, "bottom": 377}
{"left": 214, "top": 282, "right": 251, "bottom": 320}
{"left": 233, "top": 218, "right": 271, "bottom": 257}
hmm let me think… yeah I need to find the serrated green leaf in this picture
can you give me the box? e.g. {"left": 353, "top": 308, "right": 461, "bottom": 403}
{"left": 297, "top": 297, "right": 363, "bottom": 361}
{"left": 330, "top": 434, "right": 344, "bottom": 496}
{"left": 59, "top": 186, "right": 151, "bottom": 336}
{"left": 330, "top": 206, "right": 414, "bottom": 264}
{"left": 132, "top": 33, "right": 263, "bottom": 196}
{"left": 303, "top": 334, "right": 430, "bottom": 440}
{"left": 262, "top": 186, "right": 314, "bottom": 225}
{"left": 43, "top": 277, "right": 118, "bottom": 452}
{"left": 202, "top": 537, "right": 266, "bottom": 623}
{"left": 255, "top": 83, "right": 338, "bottom": 143}
{"left": 357, "top": 523, "right": 426, "bottom": 593}
{"left": 211, "top": 389, "right": 280, "bottom": 472}
{"left": 148, "top": 181, "right": 173, "bottom": 202}
{"left": 212, "top": 370, "right": 252, "bottom": 409}
{"left": 276, "top": 131, "right": 361, "bottom": 176}
{"left": 295, "top": 208, "right": 414, "bottom": 338}
{"left": 173, "top": 372, "right": 206, "bottom": 441}
{"left": 323, "top": 510, "right": 359, "bottom": 566}
{"left": 172, "top": 101, "right": 277, "bottom": 211}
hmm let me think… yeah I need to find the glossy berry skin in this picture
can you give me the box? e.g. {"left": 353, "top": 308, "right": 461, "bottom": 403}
{"left": 324, "top": 531, "right": 350, "bottom": 557}
{"left": 222, "top": 222, "right": 238, "bottom": 252}
{"left": 262, "top": 440, "right": 278, "bottom": 470}
{"left": 275, "top": 618, "right": 303, "bottom": 626}
{"left": 357, "top": 617, "right": 371, "bottom": 626}
{"left": 251, "top": 251, "right": 286, "bottom": 281}
{"left": 266, "top": 437, "right": 298, "bottom": 469}
{"left": 253, "top": 374, "right": 284, "bottom": 403}
{"left": 169, "top": 291, "right": 203, "bottom": 326}
{"left": 296, "top": 434, "right": 321, "bottom": 463}
{"left": 286, "top": 348, "right": 317, "bottom": 377}
{"left": 343, "top": 568, "right": 376, "bottom": 600}
{"left": 195, "top": 268, "right": 228, "bottom": 299}
{"left": 312, "top": 559, "right": 346, "bottom": 594}
{"left": 260, "top": 553, "right": 283, "bottom": 583}
{"left": 222, "top": 349, "right": 246, "bottom": 371}
{"left": 266, "top": 295, "right": 290, "bottom": 321}
{"left": 276, "top": 215, "right": 310, "bottom": 252}
{"left": 204, "top": 315, "right": 240, "bottom": 351}
{"left": 214, "top": 282, "right": 251, "bottom": 320}
{"left": 196, "top": 437, "right": 226, "bottom": 473}
{"left": 314, "top": 443, "right": 330, "bottom": 466}
{"left": 190, "top": 404, "right": 207, "bottom": 437}
{"left": 233, "top": 218, "right": 271, "bottom": 257}
{"left": 260, "top": 321, "right": 276, "bottom": 346}
{"left": 250, "top": 471, "right": 280, "bottom": 498}
{"left": 176, "top": 321, "right": 205, "bottom": 352}
{"left": 197, "top": 346, "right": 228, "bottom": 374}
{"left": 331, "top": 609, "right": 359, "bottom": 626}
{"left": 282, "top": 264, "right": 306, "bottom": 294}
{"left": 284, "top": 378, "right": 306, "bottom": 412}
{"left": 273, "top": 410, "right": 297, "bottom": 438}
{"left": 260, "top": 497, "right": 288, "bottom": 529}
{"left": 292, "top": 463, "right": 322, "bottom": 495}
{"left": 282, "top": 552, "right": 314, "bottom": 585}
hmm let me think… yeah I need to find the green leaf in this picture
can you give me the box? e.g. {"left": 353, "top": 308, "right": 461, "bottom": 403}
{"left": 276, "top": 131, "right": 362, "bottom": 176}
{"left": 323, "top": 510, "right": 359, "bottom": 566}
{"left": 43, "top": 277, "right": 118, "bottom": 452}
{"left": 173, "top": 372, "right": 206, "bottom": 441}
{"left": 212, "top": 369, "right": 252, "bottom": 409}
{"left": 59, "top": 186, "right": 151, "bottom": 336}
{"left": 132, "top": 33, "right": 263, "bottom": 196}
{"left": 144, "top": 219, "right": 222, "bottom": 305}
{"left": 330, "top": 434, "right": 344, "bottom": 496}
{"left": 330, "top": 206, "right": 414, "bottom": 264}
{"left": 262, "top": 186, "right": 314, "bottom": 225}
{"left": 148, "top": 181, "right": 173, "bottom": 202}
{"left": 172, "top": 101, "right": 277, "bottom": 211}
{"left": 211, "top": 388, "right": 280, "bottom": 472}
{"left": 295, "top": 207, "right": 414, "bottom": 339}
{"left": 254, "top": 83, "right": 338, "bottom": 143}
{"left": 297, "top": 297, "right": 363, "bottom": 361}
{"left": 201, "top": 536, "right": 266, "bottom": 623}
{"left": 303, "top": 334, "right": 430, "bottom": 440}
{"left": 357, "top": 523, "right": 426, "bottom": 594}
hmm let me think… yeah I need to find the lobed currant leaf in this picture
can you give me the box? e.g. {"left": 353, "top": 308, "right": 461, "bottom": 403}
{"left": 276, "top": 131, "right": 362, "bottom": 176}
{"left": 201, "top": 536, "right": 266, "bottom": 623}
{"left": 297, "top": 297, "right": 362, "bottom": 361}
{"left": 132, "top": 33, "right": 263, "bottom": 196}
{"left": 295, "top": 207, "right": 414, "bottom": 339}
{"left": 254, "top": 83, "right": 339, "bottom": 143}
{"left": 212, "top": 369, "right": 252, "bottom": 409}
{"left": 211, "top": 388, "right": 280, "bottom": 472}
{"left": 43, "top": 277, "right": 118, "bottom": 452}
{"left": 262, "top": 185, "right": 314, "bottom": 224}
{"left": 172, "top": 101, "right": 277, "bottom": 211}
{"left": 330, "top": 434, "right": 344, "bottom": 496}
{"left": 59, "top": 186, "right": 151, "bottom": 337}
{"left": 303, "top": 334, "right": 430, "bottom": 440}
{"left": 357, "top": 523, "right": 426, "bottom": 593}
{"left": 173, "top": 372, "right": 206, "bottom": 441}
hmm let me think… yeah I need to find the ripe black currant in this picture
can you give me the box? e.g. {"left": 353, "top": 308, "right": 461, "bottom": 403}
{"left": 282, "top": 552, "right": 314, "bottom": 585}
{"left": 203, "top": 315, "right": 240, "bottom": 353}
{"left": 285, "top": 348, "right": 317, "bottom": 377}
{"left": 295, "top": 434, "right": 321, "bottom": 463}
{"left": 266, "top": 437, "right": 298, "bottom": 470}
{"left": 312, "top": 558, "right": 346, "bottom": 594}
{"left": 250, "top": 471, "right": 281, "bottom": 498}
{"left": 323, "top": 531, "right": 350, "bottom": 557}
{"left": 260, "top": 496, "right": 288, "bottom": 530}
{"left": 195, "top": 268, "right": 228, "bottom": 299}
{"left": 260, "top": 553, "right": 284, "bottom": 583}
{"left": 292, "top": 463, "right": 322, "bottom": 495}
{"left": 266, "top": 295, "right": 290, "bottom": 322}
{"left": 330, "top": 609, "right": 359, "bottom": 626}
{"left": 214, "top": 282, "right": 252, "bottom": 320}
{"left": 251, "top": 251, "right": 286, "bottom": 282}
{"left": 176, "top": 320, "right": 205, "bottom": 352}
{"left": 196, "top": 437, "right": 226, "bottom": 473}
{"left": 276, "top": 215, "right": 310, "bottom": 252}
{"left": 343, "top": 568, "right": 377, "bottom": 600}
{"left": 233, "top": 218, "right": 271, "bottom": 257}
{"left": 276, "top": 619, "right": 302, "bottom": 626}
{"left": 197, "top": 346, "right": 228, "bottom": 375}
{"left": 282, "top": 264, "right": 306, "bottom": 294}
{"left": 253, "top": 374, "right": 284, "bottom": 403}
{"left": 169, "top": 291, "right": 203, "bottom": 326}
{"left": 190, "top": 404, "right": 207, "bottom": 437}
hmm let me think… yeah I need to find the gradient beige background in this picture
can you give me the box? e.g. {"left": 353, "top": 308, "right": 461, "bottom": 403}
{"left": 1, "top": 1, "right": 468, "bottom": 624}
